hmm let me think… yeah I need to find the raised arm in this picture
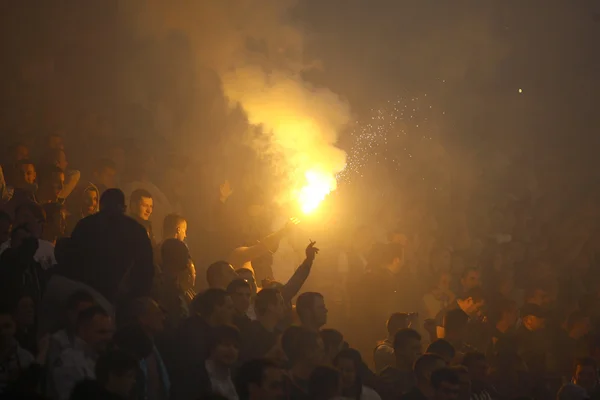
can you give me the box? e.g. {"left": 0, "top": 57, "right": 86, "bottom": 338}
{"left": 281, "top": 241, "right": 319, "bottom": 303}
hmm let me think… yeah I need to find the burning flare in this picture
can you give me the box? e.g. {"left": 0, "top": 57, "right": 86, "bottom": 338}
{"left": 297, "top": 169, "right": 337, "bottom": 214}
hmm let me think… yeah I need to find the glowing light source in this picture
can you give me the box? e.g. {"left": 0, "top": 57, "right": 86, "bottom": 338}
{"left": 518, "top": 88, "right": 523, "bottom": 93}
{"left": 297, "top": 169, "right": 337, "bottom": 214}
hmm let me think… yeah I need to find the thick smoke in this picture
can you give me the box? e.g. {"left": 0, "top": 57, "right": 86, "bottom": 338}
{"left": 120, "top": 0, "right": 350, "bottom": 208}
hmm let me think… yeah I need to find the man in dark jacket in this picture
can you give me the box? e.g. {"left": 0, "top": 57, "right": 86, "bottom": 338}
{"left": 68, "top": 189, "right": 154, "bottom": 303}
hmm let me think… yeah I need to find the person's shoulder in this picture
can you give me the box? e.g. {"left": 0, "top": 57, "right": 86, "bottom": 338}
{"left": 361, "top": 385, "right": 383, "bottom": 400}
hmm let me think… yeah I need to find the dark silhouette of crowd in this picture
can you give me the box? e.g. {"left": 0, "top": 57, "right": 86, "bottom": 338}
{"left": 2, "top": 131, "right": 600, "bottom": 400}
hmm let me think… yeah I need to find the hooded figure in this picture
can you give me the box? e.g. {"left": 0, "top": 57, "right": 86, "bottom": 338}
{"left": 65, "top": 183, "right": 100, "bottom": 235}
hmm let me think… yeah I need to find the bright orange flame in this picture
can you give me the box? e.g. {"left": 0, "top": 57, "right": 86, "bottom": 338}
{"left": 297, "top": 170, "right": 337, "bottom": 214}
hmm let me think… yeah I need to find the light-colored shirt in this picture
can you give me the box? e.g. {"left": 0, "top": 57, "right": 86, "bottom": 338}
{"left": 51, "top": 338, "right": 96, "bottom": 400}
{"left": 337, "top": 386, "right": 383, "bottom": 400}
{"left": 205, "top": 360, "right": 238, "bottom": 400}
{"left": 374, "top": 339, "right": 395, "bottom": 374}
{"left": 0, "top": 239, "right": 56, "bottom": 270}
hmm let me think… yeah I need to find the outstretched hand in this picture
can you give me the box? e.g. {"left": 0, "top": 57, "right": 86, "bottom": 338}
{"left": 305, "top": 240, "right": 319, "bottom": 262}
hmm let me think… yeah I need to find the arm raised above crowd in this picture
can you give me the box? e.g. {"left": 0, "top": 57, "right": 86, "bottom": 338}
{"left": 280, "top": 241, "right": 319, "bottom": 302}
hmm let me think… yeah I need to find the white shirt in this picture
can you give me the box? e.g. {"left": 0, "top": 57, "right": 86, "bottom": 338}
{"left": 205, "top": 360, "right": 238, "bottom": 400}
{"left": 0, "top": 239, "right": 56, "bottom": 270}
{"left": 51, "top": 338, "right": 96, "bottom": 400}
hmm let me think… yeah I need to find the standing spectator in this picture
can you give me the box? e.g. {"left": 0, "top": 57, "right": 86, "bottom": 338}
{"left": 334, "top": 348, "right": 382, "bottom": 400}
{"left": 227, "top": 279, "right": 253, "bottom": 334}
{"left": 321, "top": 329, "right": 346, "bottom": 365}
{"left": 461, "top": 352, "right": 495, "bottom": 400}
{"left": 200, "top": 325, "right": 241, "bottom": 400}
{"left": 36, "top": 164, "right": 65, "bottom": 204}
{"left": 162, "top": 213, "right": 187, "bottom": 243}
{"left": 65, "top": 183, "right": 99, "bottom": 235}
{"left": 235, "top": 358, "right": 285, "bottom": 400}
{"left": 42, "top": 149, "right": 80, "bottom": 201}
{"left": 207, "top": 261, "right": 239, "bottom": 291}
{"left": 399, "top": 354, "right": 446, "bottom": 400}
{"left": 374, "top": 313, "right": 412, "bottom": 374}
{"left": 423, "top": 272, "right": 456, "bottom": 321}
{"left": 378, "top": 329, "right": 422, "bottom": 399}
{"left": 459, "top": 269, "right": 482, "bottom": 295}
{"left": 50, "top": 306, "right": 114, "bottom": 400}
{"left": 296, "top": 292, "right": 328, "bottom": 333}
{"left": 241, "top": 288, "right": 285, "bottom": 362}
{"left": 68, "top": 189, "right": 154, "bottom": 303}
{"left": 435, "top": 288, "right": 485, "bottom": 339}
{"left": 431, "top": 368, "right": 461, "bottom": 400}
{"left": 129, "top": 189, "right": 155, "bottom": 245}
{"left": 282, "top": 327, "right": 325, "bottom": 400}
{"left": 41, "top": 202, "right": 67, "bottom": 245}
{"left": 426, "top": 340, "right": 456, "bottom": 365}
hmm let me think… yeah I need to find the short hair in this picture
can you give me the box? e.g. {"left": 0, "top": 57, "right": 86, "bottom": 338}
{"left": 296, "top": 292, "right": 323, "bottom": 318}
{"left": 93, "top": 158, "right": 116, "bottom": 173}
{"left": 190, "top": 289, "right": 229, "bottom": 318}
{"left": 444, "top": 309, "right": 469, "bottom": 333}
{"left": 161, "top": 239, "right": 190, "bottom": 270}
{"left": 426, "top": 339, "right": 456, "bottom": 361}
{"left": 458, "top": 286, "right": 485, "bottom": 303}
{"left": 130, "top": 189, "right": 152, "bottom": 206}
{"left": 163, "top": 213, "right": 186, "bottom": 237}
{"left": 76, "top": 305, "right": 109, "bottom": 329}
{"left": 100, "top": 188, "right": 125, "bottom": 211}
{"left": 431, "top": 367, "right": 460, "bottom": 389}
{"left": 414, "top": 353, "right": 445, "bottom": 381}
{"left": 227, "top": 279, "right": 251, "bottom": 294}
{"left": 320, "top": 329, "right": 344, "bottom": 354}
{"left": 461, "top": 351, "right": 486, "bottom": 368}
{"left": 206, "top": 325, "right": 241, "bottom": 354}
{"left": 393, "top": 328, "right": 421, "bottom": 351}
{"left": 282, "top": 327, "right": 320, "bottom": 365}
{"left": 254, "top": 288, "right": 281, "bottom": 316}
{"left": 206, "top": 261, "right": 234, "bottom": 287}
{"left": 66, "top": 290, "right": 95, "bottom": 311}
{"left": 567, "top": 310, "right": 589, "bottom": 331}
{"left": 112, "top": 323, "right": 153, "bottom": 360}
{"left": 387, "top": 312, "right": 411, "bottom": 336}
{"left": 235, "top": 358, "right": 281, "bottom": 400}
{"left": 95, "top": 349, "right": 139, "bottom": 385}
{"left": 36, "top": 164, "right": 63, "bottom": 186}
{"left": 308, "top": 366, "right": 340, "bottom": 399}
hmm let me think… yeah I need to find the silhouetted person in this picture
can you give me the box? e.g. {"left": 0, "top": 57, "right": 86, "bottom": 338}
{"left": 235, "top": 358, "right": 285, "bottom": 400}
{"left": 461, "top": 352, "right": 495, "bottom": 400}
{"left": 334, "top": 348, "right": 382, "bottom": 400}
{"left": 227, "top": 279, "right": 252, "bottom": 333}
{"left": 379, "top": 328, "right": 422, "bottom": 399}
{"left": 375, "top": 313, "right": 412, "bottom": 373}
{"left": 308, "top": 366, "right": 341, "bottom": 400}
{"left": 282, "top": 327, "right": 325, "bottom": 400}
{"left": 240, "top": 288, "right": 285, "bottom": 361}
{"left": 399, "top": 354, "right": 446, "bottom": 400}
{"left": 426, "top": 340, "right": 456, "bottom": 364}
{"left": 68, "top": 189, "right": 154, "bottom": 303}
{"left": 296, "top": 292, "right": 328, "bottom": 333}
{"left": 198, "top": 325, "right": 241, "bottom": 400}
{"left": 207, "top": 261, "right": 239, "bottom": 290}
{"left": 431, "top": 368, "right": 461, "bottom": 400}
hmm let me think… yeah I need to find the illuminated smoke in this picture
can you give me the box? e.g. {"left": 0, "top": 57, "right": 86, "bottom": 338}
{"left": 119, "top": 0, "right": 350, "bottom": 213}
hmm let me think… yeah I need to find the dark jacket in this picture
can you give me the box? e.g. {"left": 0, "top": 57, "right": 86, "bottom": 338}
{"left": 68, "top": 210, "right": 154, "bottom": 303}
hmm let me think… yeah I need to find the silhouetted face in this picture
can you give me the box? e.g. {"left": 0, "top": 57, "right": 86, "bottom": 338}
{"left": 249, "top": 367, "right": 284, "bottom": 400}
{"left": 19, "top": 163, "right": 36, "bottom": 185}
{"left": 336, "top": 357, "right": 357, "bottom": 389}
{"left": 397, "top": 338, "right": 423, "bottom": 366}
{"left": 213, "top": 296, "right": 235, "bottom": 325}
{"left": 83, "top": 189, "right": 99, "bottom": 216}
{"left": 237, "top": 269, "right": 257, "bottom": 295}
{"left": 95, "top": 166, "right": 117, "bottom": 189}
{"left": 135, "top": 196, "right": 153, "bottom": 221}
{"left": 79, "top": 315, "right": 114, "bottom": 353}
{"left": 231, "top": 286, "right": 252, "bottom": 314}
{"left": 211, "top": 339, "right": 239, "bottom": 367}
{"left": 43, "top": 171, "right": 65, "bottom": 201}
{"left": 435, "top": 381, "right": 460, "bottom": 400}
{"left": 461, "top": 270, "right": 481, "bottom": 291}
{"left": 312, "top": 296, "right": 328, "bottom": 329}
{"left": 269, "top": 292, "right": 286, "bottom": 321}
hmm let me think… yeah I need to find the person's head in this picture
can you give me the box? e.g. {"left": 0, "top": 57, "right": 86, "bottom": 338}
{"left": 414, "top": 353, "right": 447, "bottom": 386}
{"left": 309, "top": 366, "right": 341, "bottom": 400}
{"left": 460, "top": 268, "right": 481, "bottom": 291}
{"left": 431, "top": 367, "right": 461, "bottom": 400}
{"left": 42, "top": 148, "right": 68, "bottom": 171}
{"left": 46, "top": 133, "right": 65, "bottom": 151}
{"left": 567, "top": 310, "right": 591, "bottom": 340}
{"left": 129, "top": 189, "right": 153, "bottom": 221}
{"left": 76, "top": 305, "right": 114, "bottom": 353}
{"left": 100, "top": 189, "right": 126, "bottom": 213}
{"left": 206, "top": 261, "right": 238, "bottom": 290}
{"left": 320, "top": 329, "right": 346, "bottom": 364}
{"left": 16, "top": 159, "right": 36, "bottom": 186}
{"left": 387, "top": 312, "right": 412, "bottom": 337}
{"left": 41, "top": 202, "right": 66, "bottom": 243}
{"left": 282, "top": 326, "right": 324, "bottom": 368}
{"left": 65, "top": 290, "right": 96, "bottom": 331}
{"left": 456, "top": 287, "right": 485, "bottom": 316}
{"left": 95, "top": 349, "right": 138, "bottom": 399}
{"left": 190, "top": 289, "right": 234, "bottom": 326}
{"left": 227, "top": 279, "right": 252, "bottom": 315}
{"left": 461, "top": 352, "right": 488, "bottom": 383}
{"left": 161, "top": 239, "right": 195, "bottom": 292}
{"left": 163, "top": 213, "right": 187, "bottom": 241}
{"left": 426, "top": 340, "right": 456, "bottom": 364}
{"left": 236, "top": 268, "right": 258, "bottom": 295}
{"left": 443, "top": 309, "right": 470, "bottom": 343}
{"left": 489, "top": 298, "right": 518, "bottom": 329}
{"left": 524, "top": 284, "right": 551, "bottom": 307}
{"left": 36, "top": 164, "right": 64, "bottom": 202}
{"left": 333, "top": 348, "right": 363, "bottom": 391}
{"left": 12, "top": 294, "right": 35, "bottom": 329}
{"left": 93, "top": 158, "right": 117, "bottom": 190}
{"left": 296, "top": 292, "right": 328, "bottom": 330}
{"left": 393, "top": 328, "right": 422, "bottom": 367}
{"left": 9, "top": 143, "right": 30, "bottom": 162}
{"left": 254, "top": 287, "right": 285, "bottom": 321}
{"left": 14, "top": 201, "right": 46, "bottom": 238}
{"left": 437, "top": 271, "right": 452, "bottom": 291}
{"left": 0, "top": 211, "right": 12, "bottom": 244}
{"left": 81, "top": 185, "right": 100, "bottom": 216}
{"left": 121, "top": 297, "right": 165, "bottom": 336}
{"left": 207, "top": 325, "right": 241, "bottom": 367}
{"left": 236, "top": 358, "right": 284, "bottom": 400}
{"left": 450, "top": 366, "right": 471, "bottom": 400}
{"left": 573, "top": 357, "right": 598, "bottom": 392}
{"left": 379, "top": 243, "right": 405, "bottom": 274}
{"left": 520, "top": 303, "right": 547, "bottom": 332}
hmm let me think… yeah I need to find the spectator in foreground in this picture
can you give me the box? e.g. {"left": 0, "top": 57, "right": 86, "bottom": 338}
{"left": 334, "top": 348, "right": 382, "bottom": 400}
{"left": 379, "top": 328, "right": 422, "bottom": 398}
{"left": 200, "top": 325, "right": 241, "bottom": 400}
{"left": 308, "top": 365, "right": 341, "bottom": 400}
{"left": 374, "top": 312, "right": 412, "bottom": 373}
{"left": 235, "top": 358, "right": 285, "bottom": 400}
{"left": 129, "top": 188, "right": 155, "bottom": 244}
{"left": 431, "top": 367, "right": 461, "bottom": 400}
{"left": 399, "top": 353, "right": 446, "bottom": 400}
{"left": 296, "top": 292, "right": 328, "bottom": 333}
